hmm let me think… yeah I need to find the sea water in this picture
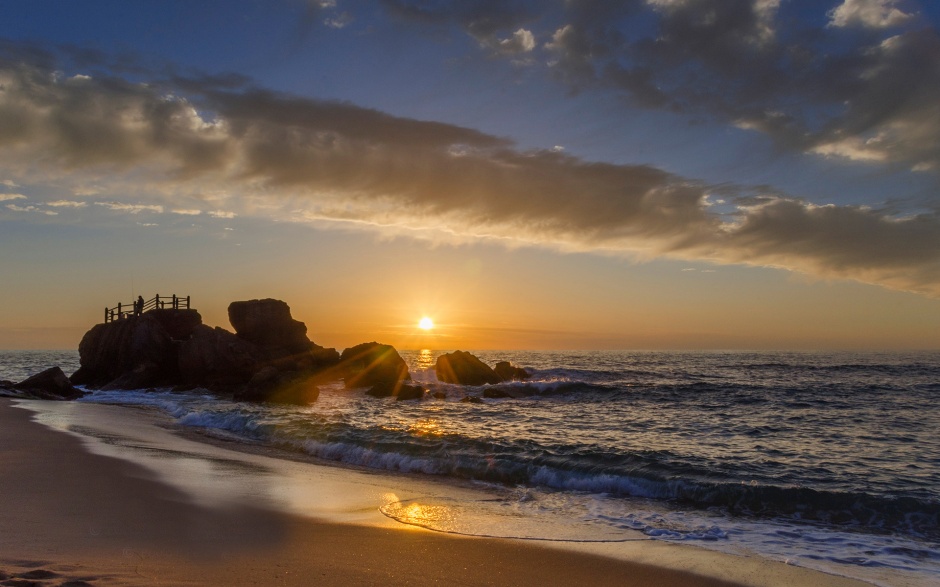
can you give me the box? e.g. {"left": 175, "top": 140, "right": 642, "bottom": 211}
{"left": 3, "top": 349, "right": 938, "bottom": 586}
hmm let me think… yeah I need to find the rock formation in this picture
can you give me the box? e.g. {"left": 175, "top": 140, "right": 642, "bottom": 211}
{"left": 435, "top": 351, "right": 501, "bottom": 386}
{"left": 393, "top": 384, "right": 425, "bottom": 401}
{"left": 62, "top": 300, "right": 537, "bottom": 405}
{"left": 339, "top": 342, "right": 411, "bottom": 396}
{"left": 228, "top": 299, "right": 310, "bottom": 356}
{"left": 177, "top": 325, "right": 260, "bottom": 388}
{"left": 11, "top": 367, "right": 84, "bottom": 400}
{"left": 70, "top": 309, "right": 197, "bottom": 389}
{"left": 494, "top": 361, "right": 531, "bottom": 381}
{"left": 70, "top": 299, "right": 341, "bottom": 404}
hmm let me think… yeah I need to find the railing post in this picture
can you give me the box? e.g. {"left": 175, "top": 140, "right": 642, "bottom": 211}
{"left": 156, "top": 294, "right": 160, "bottom": 309}
{"left": 118, "top": 302, "right": 122, "bottom": 318}
{"left": 104, "top": 307, "right": 108, "bottom": 323}
{"left": 186, "top": 296, "right": 190, "bottom": 309}
{"left": 172, "top": 294, "right": 177, "bottom": 309}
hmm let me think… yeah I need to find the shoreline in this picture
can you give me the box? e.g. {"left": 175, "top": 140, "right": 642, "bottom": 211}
{"left": 0, "top": 398, "right": 875, "bottom": 586}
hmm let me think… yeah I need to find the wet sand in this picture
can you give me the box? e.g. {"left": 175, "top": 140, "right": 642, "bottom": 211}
{"left": 0, "top": 399, "right": 871, "bottom": 586}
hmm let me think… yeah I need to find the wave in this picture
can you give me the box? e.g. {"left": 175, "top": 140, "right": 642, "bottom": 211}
{"left": 146, "top": 395, "right": 939, "bottom": 541}
{"left": 72, "top": 350, "right": 940, "bottom": 549}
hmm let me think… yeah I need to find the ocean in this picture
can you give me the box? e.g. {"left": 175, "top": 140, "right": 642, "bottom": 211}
{"left": 3, "top": 349, "right": 939, "bottom": 586}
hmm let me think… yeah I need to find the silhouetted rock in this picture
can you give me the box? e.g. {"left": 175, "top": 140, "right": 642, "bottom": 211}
{"left": 225, "top": 298, "right": 340, "bottom": 376}
{"left": 70, "top": 313, "right": 186, "bottom": 388}
{"left": 148, "top": 308, "right": 203, "bottom": 340}
{"left": 235, "top": 367, "right": 320, "bottom": 404}
{"left": 178, "top": 325, "right": 261, "bottom": 388}
{"left": 71, "top": 297, "right": 338, "bottom": 396}
{"left": 494, "top": 361, "right": 531, "bottom": 381}
{"left": 14, "top": 367, "right": 84, "bottom": 400}
{"left": 228, "top": 299, "right": 310, "bottom": 355}
{"left": 340, "top": 342, "right": 410, "bottom": 390}
{"left": 435, "top": 351, "right": 501, "bottom": 386}
{"left": 101, "top": 361, "right": 166, "bottom": 391}
{"left": 395, "top": 384, "right": 425, "bottom": 401}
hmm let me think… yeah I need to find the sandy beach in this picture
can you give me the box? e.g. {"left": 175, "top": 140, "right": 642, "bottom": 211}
{"left": 0, "top": 398, "right": 875, "bottom": 586}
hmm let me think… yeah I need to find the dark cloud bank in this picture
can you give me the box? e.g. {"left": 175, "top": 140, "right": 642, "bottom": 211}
{"left": 383, "top": 0, "right": 940, "bottom": 172}
{"left": 1, "top": 33, "right": 939, "bottom": 296}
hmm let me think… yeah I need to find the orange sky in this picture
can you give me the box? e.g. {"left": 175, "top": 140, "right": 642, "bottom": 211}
{"left": 3, "top": 3, "right": 940, "bottom": 351}
{"left": 2, "top": 220, "right": 937, "bottom": 351}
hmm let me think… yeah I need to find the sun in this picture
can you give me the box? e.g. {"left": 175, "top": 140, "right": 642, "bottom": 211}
{"left": 418, "top": 317, "right": 434, "bottom": 330}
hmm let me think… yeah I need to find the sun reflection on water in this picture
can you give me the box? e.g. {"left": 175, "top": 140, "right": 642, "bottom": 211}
{"left": 381, "top": 500, "right": 460, "bottom": 533}
{"left": 407, "top": 418, "right": 444, "bottom": 437}
{"left": 416, "top": 349, "right": 435, "bottom": 371}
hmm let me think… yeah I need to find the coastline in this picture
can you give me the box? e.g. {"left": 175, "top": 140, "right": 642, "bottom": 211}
{"left": 0, "top": 398, "right": 875, "bottom": 587}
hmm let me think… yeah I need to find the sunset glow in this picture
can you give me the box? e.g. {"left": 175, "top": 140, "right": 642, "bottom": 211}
{"left": 0, "top": 2, "right": 939, "bottom": 351}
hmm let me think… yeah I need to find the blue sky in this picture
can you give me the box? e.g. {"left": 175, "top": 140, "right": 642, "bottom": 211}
{"left": 2, "top": 0, "right": 940, "bottom": 350}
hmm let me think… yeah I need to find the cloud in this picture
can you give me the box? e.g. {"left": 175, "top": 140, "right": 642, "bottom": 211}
{"left": 46, "top": 200, "right": 87, "bottom": 207}
{"left": 0, "top": 193, "right": 26, "bottom": 202}
{"left": 828, "top": 0, "right": 915, "bottom": 29}
{"left": 2, "top": 52, "right": 940, "bottom": 296}
{"left": 382, "top": 0, "right": 540, "bottom": 56}
{"left": 497, "top": 28, "right": 536, "bottom": 55}
{"left": 6, "top": 203, "right": 57, "bottom": 215}
{"left": 94, "top": 202, "right": 165, "bottom": 214}
{"left": 325, "top": 12, "right": 354, "bottom": 29}
{"left": 377, "top": 1, "right": 940, "bottom": 172}
{"left": 171, "top": 208, "right": 203, "bottom": 215}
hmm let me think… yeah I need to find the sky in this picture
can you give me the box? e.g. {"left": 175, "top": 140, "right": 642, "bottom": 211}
{"left": 2, "top": 0, "right": 940, "bottom": 351}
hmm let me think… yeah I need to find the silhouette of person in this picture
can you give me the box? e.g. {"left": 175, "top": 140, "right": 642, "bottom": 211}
{"left": 136, "top": 295, "right": 144, "bottom": 316}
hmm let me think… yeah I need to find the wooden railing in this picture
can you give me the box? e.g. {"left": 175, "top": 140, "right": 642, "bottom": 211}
{"left": 105, "top": 294, "right": 192, "bottom": 323}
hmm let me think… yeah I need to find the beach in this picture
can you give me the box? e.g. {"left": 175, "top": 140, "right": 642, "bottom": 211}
{"left": 0, "top": 397, "right": 878, "bottom": 587}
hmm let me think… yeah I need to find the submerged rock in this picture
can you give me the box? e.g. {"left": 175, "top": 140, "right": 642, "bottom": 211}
{"left": 435, "top": 351, "right": 501, "bottom": 386}
{"left": 483, "top": 385, "right": 539, "bottom": 399}
{"left": 14, "top": 367, "right": 84, "bottom": 400}
{"left": 482, "top": 387, "right": 511, "bottom": 399}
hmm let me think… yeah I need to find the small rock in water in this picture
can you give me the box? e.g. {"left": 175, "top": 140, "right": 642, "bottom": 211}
{"left": 14, "top": 367, "right": 84, "bottom": 400}
{"left": 341, "top": 342, "right": 411, "bottom": 390}
{"left": 395, "top": 384, "right": 425, "bottom": 401}
{"left": 436, "top": 351, "right": 501, "bottom": 385}
{"left": 494, "top": 361, "right": 530, "bottom": 381}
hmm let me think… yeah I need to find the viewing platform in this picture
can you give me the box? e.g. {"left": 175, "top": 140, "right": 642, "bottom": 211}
{"left": 105, "top": 294, "right": 192, "bottom": 323}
